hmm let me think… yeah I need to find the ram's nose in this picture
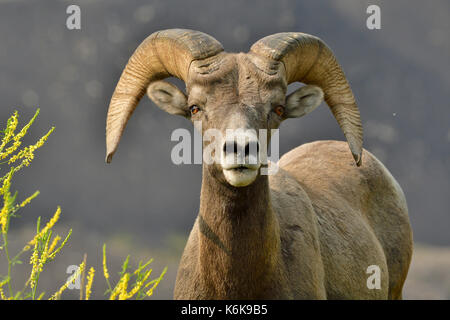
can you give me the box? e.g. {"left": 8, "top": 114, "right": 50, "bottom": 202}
{"left": 221, "top": 136, "right": 260, "bottom": 169}
{"left": 222, "top": 139, "right": 259, "bottom": 164}
{"left": 220, "top": 131, "right": 261, "bottom": 187}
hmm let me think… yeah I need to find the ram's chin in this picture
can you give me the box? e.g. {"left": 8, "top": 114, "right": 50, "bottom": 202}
{"left": 223, "top": 168, "right": 258, "bottom": 187}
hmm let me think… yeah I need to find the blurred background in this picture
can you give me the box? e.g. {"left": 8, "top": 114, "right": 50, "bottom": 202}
{"left": 0, "top": 0, "right": 449, "bottom": 299}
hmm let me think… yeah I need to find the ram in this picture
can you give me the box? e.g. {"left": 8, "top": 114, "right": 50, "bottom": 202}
{"left": 105, "top": 29, "right": 413, "bottom": 299}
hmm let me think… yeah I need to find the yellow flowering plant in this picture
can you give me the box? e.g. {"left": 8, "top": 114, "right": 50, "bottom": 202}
{"left": 102, "top": 244, "right": 167, "bottom": 300}
{"left": 0, "top": 109, "right": 166, "bottom": 300}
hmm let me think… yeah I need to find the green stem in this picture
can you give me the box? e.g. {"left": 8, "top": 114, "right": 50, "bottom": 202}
{"left": 2, "top": 226, "right": 13, "bottom": 298}
{"left": 31, "top": 272, "right": 40, "bottom": 300}
{"left": 106, "top": 277, "right": 112, "bottom": 293}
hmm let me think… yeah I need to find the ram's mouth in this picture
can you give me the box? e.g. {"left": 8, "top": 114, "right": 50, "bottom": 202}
{"left": 229, "top": 165, "right": 253, "bottom": 172}
{"left": 222, "top": 162, "right": 260, "bottom": 171}
{"left": 222, "top": 164, "right": 260, "bottom": 187}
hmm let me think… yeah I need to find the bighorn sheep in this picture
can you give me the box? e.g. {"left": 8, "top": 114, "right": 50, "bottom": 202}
{"left": 106, "top": 29, "right": 413, "bottom": 299}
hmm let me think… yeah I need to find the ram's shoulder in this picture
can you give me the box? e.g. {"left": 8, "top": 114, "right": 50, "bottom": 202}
{"left": 277, "top": 140, "right": 402, "bottom": 207}
{"left": 269, "top": 166, "right": 315, "bottom": 225}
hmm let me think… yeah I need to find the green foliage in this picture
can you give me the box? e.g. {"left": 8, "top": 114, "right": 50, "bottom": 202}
{"left": 0, "top": 109, "right": 166, "bottom": 300}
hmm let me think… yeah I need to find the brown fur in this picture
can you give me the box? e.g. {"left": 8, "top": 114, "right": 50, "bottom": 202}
{"left": 171, "top": 54, "right": 413, "bottom": 299}
{"left": 107, "top": 30, "right": 413, "bottom": 299}
{"left": 175, "top": 141, "right": 412, "bottom": 299}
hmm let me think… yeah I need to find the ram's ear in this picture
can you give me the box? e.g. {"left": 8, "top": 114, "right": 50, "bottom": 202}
{"left": 285, "top": 85, "right": 324, "bottom": 118}
{"left": 147, "top": 81, "right": 189, "bottom": 117}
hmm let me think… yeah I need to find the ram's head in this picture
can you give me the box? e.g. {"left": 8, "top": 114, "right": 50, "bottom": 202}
{"left": 106, "top": 29, "right": 362, "bottom": 187}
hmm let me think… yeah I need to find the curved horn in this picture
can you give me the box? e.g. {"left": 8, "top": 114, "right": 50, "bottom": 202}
{"left": 106, "top": 29, "right": 223, "bottom": 163}
{"left": 250, "top": 33, "right": 363, "bottom": 166}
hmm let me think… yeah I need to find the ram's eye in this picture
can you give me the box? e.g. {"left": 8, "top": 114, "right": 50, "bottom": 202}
{"left": 274, "top": 105, "right": 284, "bottom": 117}
{"left": 190, "top": 105, "right": 200, "bottom": 115}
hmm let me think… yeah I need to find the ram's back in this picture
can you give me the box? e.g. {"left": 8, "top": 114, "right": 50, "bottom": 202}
{"left": 272, "top": 140, "right": 413, "bottom": 299}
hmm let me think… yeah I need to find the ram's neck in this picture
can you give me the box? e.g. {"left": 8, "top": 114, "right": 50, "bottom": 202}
{"left": 197, "top": 166, "right": 283, "bottom": 299}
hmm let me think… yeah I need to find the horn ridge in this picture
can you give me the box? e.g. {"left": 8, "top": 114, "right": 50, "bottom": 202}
{"left": 105, "top": 29, "right": 223, "bottom": 163}
{"left": 250, "top": 32, "right": 363, "bottom": 166}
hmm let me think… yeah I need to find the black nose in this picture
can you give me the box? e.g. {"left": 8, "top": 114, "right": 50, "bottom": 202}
{"left": 223, "top": 140, "right": 259, "bottom": 157}
{"left": 244, "top": 141, "right": 259, "bottom": 157}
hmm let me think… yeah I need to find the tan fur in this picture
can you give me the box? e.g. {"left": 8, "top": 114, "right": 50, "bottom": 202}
{"left": 175, "top": 141, "right": 412, "bottom": 299}
{"left": 106, "top": 29, "right": 413, "bottom": 299}
{"left": 173, "top": 54, "right": 412, "bottom": 299}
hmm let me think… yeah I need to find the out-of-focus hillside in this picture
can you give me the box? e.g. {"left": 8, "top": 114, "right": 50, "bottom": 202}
{"left": 0, "top": 0, "right": 448, "bottom": 299}
{"left": 403, "top": 244, "right": 450, "bottom": 299}
{"left": 0, "top": 0, "right": 448, "bottom": 245}
{"left": 1, "top": 226, "right": 448, "bottom": 299}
